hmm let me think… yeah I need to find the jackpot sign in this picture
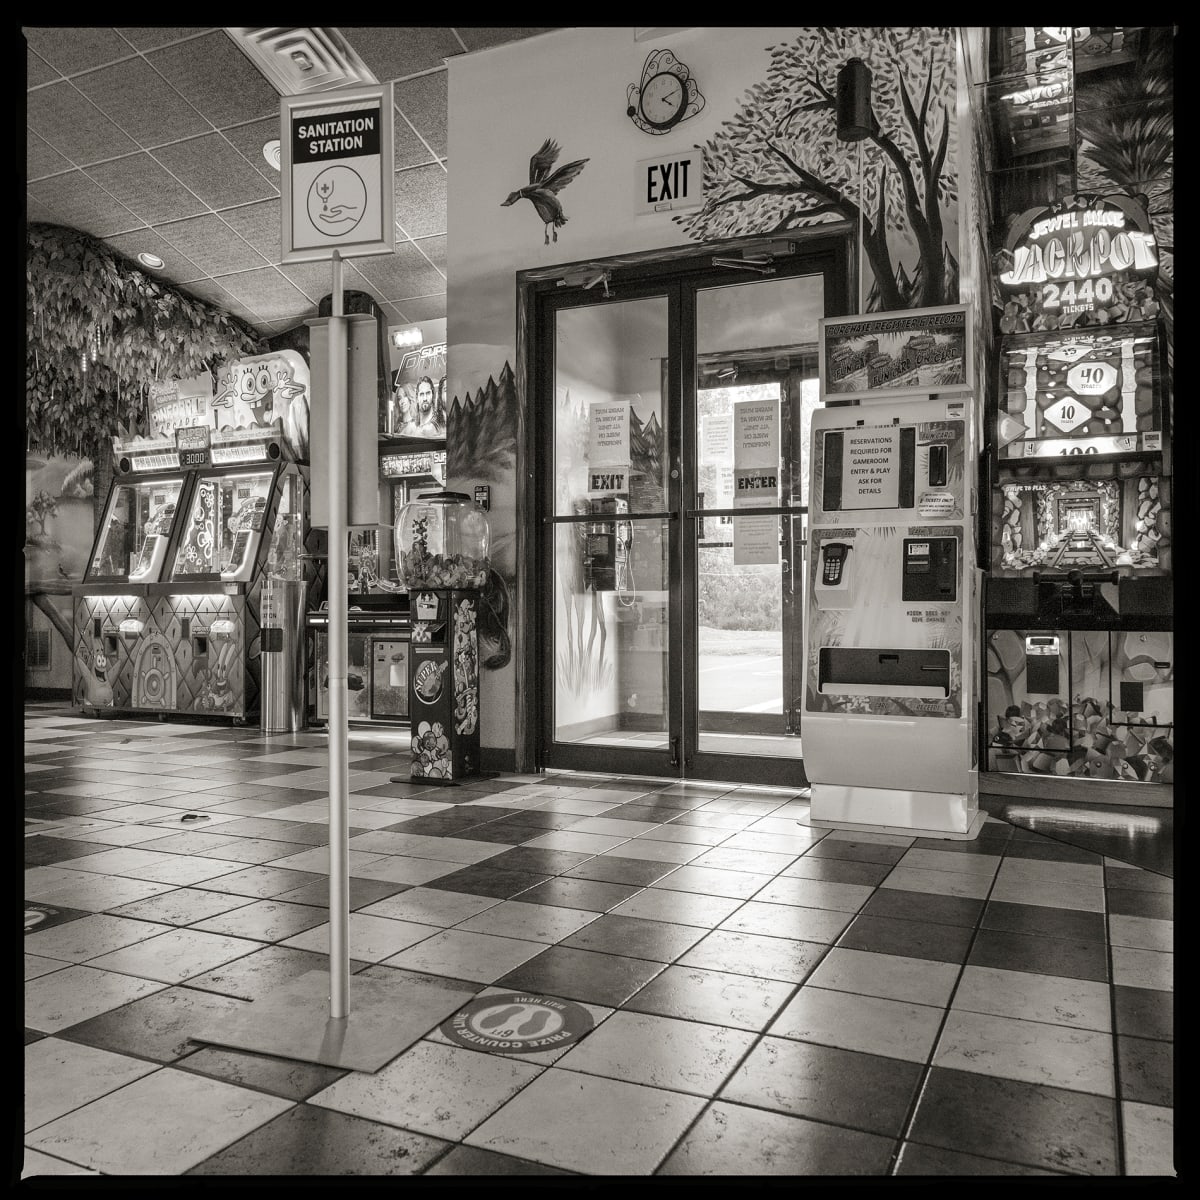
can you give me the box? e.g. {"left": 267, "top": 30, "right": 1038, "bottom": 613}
{"left": 996, "top": 193, "right": 1158, "bottom": 323}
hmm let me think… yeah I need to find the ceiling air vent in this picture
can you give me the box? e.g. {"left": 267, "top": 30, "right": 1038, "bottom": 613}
{"left": 225, "top": 28, "right": 379, "bottom": 95}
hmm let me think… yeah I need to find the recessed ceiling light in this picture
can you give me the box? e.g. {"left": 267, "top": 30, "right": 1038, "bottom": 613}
{"left": 137, "top": 252, "right": 165, "bottom": 270}
{"left": 263, "top": 139, "right": 281, "bottom": 170}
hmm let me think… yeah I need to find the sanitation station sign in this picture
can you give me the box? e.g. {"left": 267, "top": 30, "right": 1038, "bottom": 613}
{"left": 280, "top": 84, "right": 394, "bottom": 263}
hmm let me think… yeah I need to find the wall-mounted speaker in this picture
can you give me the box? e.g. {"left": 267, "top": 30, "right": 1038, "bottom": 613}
{"left": 836, "top": 58, "right": 875, "bottom": 141}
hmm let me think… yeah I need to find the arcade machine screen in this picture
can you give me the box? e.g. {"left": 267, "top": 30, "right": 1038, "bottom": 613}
{"left": 88, "top": 478, "right": 183, "bottom": 581}
{"left": 172, "top": 471, "right": 274, "bottom": 580}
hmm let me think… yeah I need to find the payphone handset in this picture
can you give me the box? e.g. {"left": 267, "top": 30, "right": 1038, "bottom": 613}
{"left": 584, "top": 495, "right": 632, "bottom": 597}
{"left": 814, "top": 539, "right": 854, "bottom": 609}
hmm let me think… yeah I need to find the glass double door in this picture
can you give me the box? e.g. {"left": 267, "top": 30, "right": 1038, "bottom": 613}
{"left": 538, "top": 252, "right": 838, "bottom": 784}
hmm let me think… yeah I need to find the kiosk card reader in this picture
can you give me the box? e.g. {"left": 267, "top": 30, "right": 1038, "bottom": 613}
{"left": 802, "top": 373, "right": 982, "bottom": 841}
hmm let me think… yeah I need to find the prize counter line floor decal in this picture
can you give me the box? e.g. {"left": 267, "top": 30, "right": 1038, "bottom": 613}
{"left": 440, "top": 993, "right": 594, "bottom": 1055}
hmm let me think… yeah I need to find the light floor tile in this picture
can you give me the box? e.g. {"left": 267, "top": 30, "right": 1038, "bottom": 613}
{"left": 24, "top": 965, "right": 168, "bottom": 1033}
{"left": 1122, "top": 1101, "right": 1175, "bottom": 1176}
{"left": 687, "top": 847, "right": 798, "bottom": 873}
{"left": 86, "top": 928, "right": 261, "bottom": 984}
{"left": 880, "top": 866, "right": 993, "bottom": 899}
{"left": 25, "top": 954, "right": 72, "bottom": 982}
{"left": 348, "top": 856, "right": 461, "bottom": 885}
{"left": 57, "top": 847, "right": 177, "bottom": 876}
{"left": 114, "top": 856, "right": 250, "bottom": 886}
{"left": 24, "top": 866, "right": 90, "bottom": 897}
{"left": 996, "top": 858, "right": 1104, "bottom": 887}
{"left": 556, "top": 1010, "right": 757, "bottom": 1096}
{"left": 932, "top": 1009, "right": 1114, "bottom": 1096}
{"left": 769, "top": 985, "right": 943, "bottom": 1063}
{"left": 953, "top": 965, "right": 1111, "bottom": 1031}
{"left": 281, "top": 914, "right": 443, "bottom": 962}
{"left": 570, "top": 817, "right": 664, "bottom": 837}
{"left": 310, "top": 1038, "right": 540, "bottom": 1140}
{"left": 383, "top": 928, "right": 546, "bottom": 982}
{"left": 633, "top": 824, "right": 729, "bottom": 847}
{"left": 822, "top": 830, "right": 913, "bottom": 847}
{"left": 1112, "top": 946, "right": 1173, "bottom": 992}
{"left": 600, "top": 839, "right": 701, "bottom": 864}
{"left": 465, "top": 1067, "right": 706, "bottom": 1174}
{"left": 752, "top": 874, "right": 875, "bottom": 912}
{"left": 24, "top": 1038, "right": 160, "bottom": 1132}
{"left": 522, "top": 830, "right": 630, "bottom": 854}
{"left": 806, "top": 947, "right": 960, "bottom": 1008}
{"left": 29, "top": 876, "right": 177, "bottom": 911}
{"left": 895, "top": 848, "right": 1002, "bottom": 876}
{"left": 1108, "top": 914, "right": 1173, "bottom": 953}
{"left": 988, "top": 876, "right": 1105, "bottom": 913}
{"left": 653, "top": 865, "right": 774, "bottom": 900}
{"left": 263, "top": 848, "right": 387, "bottom": 874}
{"left": 719, "top": 901, "right": 853, "bottom": 945}
{"left": 610, "top": 889, "right": 743, "bottom": 927}
{"left": 457, "top": 900, "right": 601, "bottom": 944}
{"left": 356, "top": 887, "right": 501, "bottom": 926}
{"left": 21, "top": 1149, "right": 101, "bottom": 1177}
{"left": 720, "top": 831, "right": 818, "bottom": 856}
{"left": 24, "top": 914, "right": 172, "bottom": 964}
{"left": 25, "top": 1067, "right": 292, "bottom": 1174}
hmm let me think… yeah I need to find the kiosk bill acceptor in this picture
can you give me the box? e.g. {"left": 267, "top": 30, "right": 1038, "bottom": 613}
{"left": 803, "top": 376, "right": 984, "bottom": 838}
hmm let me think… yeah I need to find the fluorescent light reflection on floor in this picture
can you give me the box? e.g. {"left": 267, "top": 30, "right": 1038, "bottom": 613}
{"left": 1004, "top": 806, "right": 1163, "bottom": 836}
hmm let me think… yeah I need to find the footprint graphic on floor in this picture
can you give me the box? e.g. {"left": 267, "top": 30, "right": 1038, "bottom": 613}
{"left": 516, "top": 1010, "right": 551, "bottom": 1036}
{"left": 478, "top": 1005, "right": 523, "bottom": 1030}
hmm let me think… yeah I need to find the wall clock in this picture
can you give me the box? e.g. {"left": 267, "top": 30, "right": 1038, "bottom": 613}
{"left": 627, "top": 48, "right": 705, "bottom": 135}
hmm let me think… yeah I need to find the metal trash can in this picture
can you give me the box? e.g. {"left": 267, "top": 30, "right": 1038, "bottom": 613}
{"left": 260, "top": 579, "right": 307, "bottom": 733}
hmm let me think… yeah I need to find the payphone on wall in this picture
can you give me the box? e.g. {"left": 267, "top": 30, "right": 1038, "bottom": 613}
{"left": 802, "top": 375, "right": 983, "bottom": 839}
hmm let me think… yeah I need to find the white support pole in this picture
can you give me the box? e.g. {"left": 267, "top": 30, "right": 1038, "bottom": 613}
{"left": 326, "top": 251, "right": 351, "bottom": 1019}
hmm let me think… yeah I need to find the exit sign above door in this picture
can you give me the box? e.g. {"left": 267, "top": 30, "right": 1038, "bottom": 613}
{"left": 636, "top": 149, "right": 705, "bottom": 214}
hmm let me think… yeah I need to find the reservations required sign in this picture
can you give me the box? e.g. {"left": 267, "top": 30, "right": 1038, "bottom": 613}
{"left": 281, "top": 84, "right": 394, "bottom": 262}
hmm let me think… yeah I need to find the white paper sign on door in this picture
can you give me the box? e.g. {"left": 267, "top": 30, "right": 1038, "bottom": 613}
{"left": 701, "top": 413, "right": 732, "bottom": 464}
{"left": 732, "top": 398, "right": 779, "bottom": 564}
{"left": 733, "top": 399, "right": 779, "bottom": 469}
{"left": 589, "top": 399, "right": 631, "bottom": 467}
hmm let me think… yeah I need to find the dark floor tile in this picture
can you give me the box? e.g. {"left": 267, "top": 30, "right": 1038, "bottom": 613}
{"left": 25, "top": 901, "right": 92, "bottom": 933}
{"left": 57, "top": 985, "right": 250, "bottom": 1063}
{"left": 1106, "top": 887, "right": 1172, "bottom": 920}
{"left": 721, "top": 1038, "right": 923, "bottom": 1139}
{"left": 482, "top": 847, "right": 594, "bottom": 875}
{"left": 429, "top": 822, "right": 543, "bottom": 845}
{"left": 1105, "top": 866, "right": 1172, "bottom": 894}
{"left": 342, "top": 781, "right": 431, "bottom": 798}
{"left": 184, "top": 945, "right": 368, "bottom": 1001}
{"left": 206, "top": 817, "right": 314, "bottom": 841}
{"left": 472, "top": 810, "right": 588, "bottom": 831}
{"left": 495, "top": 944, "right": 665, "bottom": 1008}
{"left": 24, "top": 836, "right": 111, "bottom": 866}
{"left": 982, "top": 900, "right": 1107, "bottom": 943}
{"left": 1004, "top": 841, "right": 1103, "bottom": 865}
{"left": 186, "top": 1104, "right": 449, "bottom": 1175}
{"left": 562, "top": 855, "right": 678, "bottom": 886}
{"left": 894, "top": 1141, "right": 1068, "bottom": 1175}
{"left": 786, "top": 856, "right": 893, "bottom": 887}
{"left": 908, "top": 1066, "right": 1118, "bottom": 1175}
{"left": 425, "top": 1145, "right": 575, "bottom": 1175}
{"left": 386, "top": 810, "right": 519, "bottom": 836}
{"left": 659, "top": 1102, "right": 896, "bottom": 1175}
{"left": 345, "top": 754, "right": 411, "bottom": 772}
{"left": 1114, "top": 985, "right": 1173, "bottom": 1043}
{"left": 968, "top": 928, "right": 1109, "bottom": 983}
{"left": 1117, "top": 1035, "right": 1173, "bottom": 1106}
{"left": 426, "top": 863, "right": 550, "bottom": 899}
{"left": 857, "top": 888, "right": 983, "bottom": 928}
{"left": 174, "top": 1045, "right": 348, "bottom": 1100}
{"left": 24, "top": 1029, "right": 46, "bottom": 1045}
{"left": 912, "top": 835, "right": 1008, "bottom": 854}
{"left": 837, "top": 914, "right": 974, "bottom": 964}
{"left": 196, "top": 865, "right": 328, "bottom": 899}
{"left": 273, "top": 877, "right": 409, "bottom": 910}
{"left": 559, "top": 913, "right": 705, "bottom": 961}
{"left": 515, "top": 876, "right": 642, "bottom": 912}
{"left": 807, "top": 840, "right": 907, "bottom": 866}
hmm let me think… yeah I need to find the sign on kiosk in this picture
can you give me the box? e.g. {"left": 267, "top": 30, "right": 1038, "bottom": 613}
{"left": 280, "top": 84, "right": 395, "bottom": 263}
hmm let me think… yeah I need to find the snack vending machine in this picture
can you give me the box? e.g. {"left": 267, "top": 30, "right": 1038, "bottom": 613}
{"left": 407, "top": 589, "right": 480, "bottom": 781}
{"left": 803, "top": 356, "right": 983, "bottom": 838}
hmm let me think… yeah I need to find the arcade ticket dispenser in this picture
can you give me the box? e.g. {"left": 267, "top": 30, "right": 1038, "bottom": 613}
{"left": 803, "top": 391, "right": 984, "bottom": 839}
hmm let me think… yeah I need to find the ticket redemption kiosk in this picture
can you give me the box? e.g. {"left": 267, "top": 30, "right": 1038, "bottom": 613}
{"left": 803, "top": 384, "right": 984, "bottom": 839}
{"left": 74, "top": 427, "right": 307, "bottom": 721}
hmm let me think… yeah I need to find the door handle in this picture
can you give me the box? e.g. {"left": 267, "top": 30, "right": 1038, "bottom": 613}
{"left": 670, "top": 736, "right": 681, "bottom": 768}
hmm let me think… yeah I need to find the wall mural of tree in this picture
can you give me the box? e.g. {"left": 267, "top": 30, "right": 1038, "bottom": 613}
{"left": 674, "top": 27, "right": 959, "bottom": 312}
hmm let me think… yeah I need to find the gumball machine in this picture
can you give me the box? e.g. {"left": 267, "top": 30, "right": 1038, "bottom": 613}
{"left": 394, "top": 491, "right": 490, "bottom": 781}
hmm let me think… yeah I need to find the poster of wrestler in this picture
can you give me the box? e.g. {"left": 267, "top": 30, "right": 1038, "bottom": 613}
{"left": 389, "top": 342, "right": 448, "bottom": 439}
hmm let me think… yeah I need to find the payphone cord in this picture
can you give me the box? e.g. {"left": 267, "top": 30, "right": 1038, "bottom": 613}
{"left": 616, "top": 520, "right": 635, "bottom": 608}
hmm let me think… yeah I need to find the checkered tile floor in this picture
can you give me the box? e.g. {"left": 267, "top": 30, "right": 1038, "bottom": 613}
{"left": 23, "top": 706, "right": 1174, "bottom": 1177}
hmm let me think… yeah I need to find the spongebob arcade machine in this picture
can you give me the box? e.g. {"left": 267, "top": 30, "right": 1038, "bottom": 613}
{"left": 802, "top": 306, "right": 984, "bottom": 839}
{"left": 72, "top": 351, "right": 311, "bottom": 722}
